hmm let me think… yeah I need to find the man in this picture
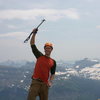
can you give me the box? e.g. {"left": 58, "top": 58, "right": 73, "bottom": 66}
{"left": 27, "top": 28, "right": 56, "bottom": 100}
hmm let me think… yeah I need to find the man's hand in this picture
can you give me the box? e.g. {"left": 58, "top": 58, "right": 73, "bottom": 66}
{"left": 48, "top": 74, "right": 55, "bottom": 87}
{"left": 48, "top": 80, "right": 52, "bottom": 87}
{"left": 32, "top": 28, "right": 38, "bottom": 34}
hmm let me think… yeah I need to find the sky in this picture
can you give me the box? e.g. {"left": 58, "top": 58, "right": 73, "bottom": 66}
{"left": 0, "top": 0, "right": 100, "bottom": 62}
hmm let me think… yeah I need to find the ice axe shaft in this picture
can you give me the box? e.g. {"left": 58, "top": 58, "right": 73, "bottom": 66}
{"left": 24, "top": 19, "right": 46, "bottom": 43}
{"left": 36, "top": 19, "right": 45, "bottom": 28}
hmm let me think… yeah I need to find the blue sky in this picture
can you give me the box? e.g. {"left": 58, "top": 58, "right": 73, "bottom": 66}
{"left": 0, "top": 0, "right": 100, "bottom": 62}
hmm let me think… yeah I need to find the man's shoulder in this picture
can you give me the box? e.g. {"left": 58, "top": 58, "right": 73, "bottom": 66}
{"left": 50, "top": 58, "right": 56, "bottom": 63}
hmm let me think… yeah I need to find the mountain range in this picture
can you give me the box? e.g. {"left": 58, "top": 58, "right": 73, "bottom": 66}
{"left": 0, "top": 58, "right": 100, "bottom": 100}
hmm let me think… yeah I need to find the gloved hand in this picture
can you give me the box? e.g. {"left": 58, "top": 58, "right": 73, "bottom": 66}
{"left": 32, "top": 28, "right": 38, "bottom": 34}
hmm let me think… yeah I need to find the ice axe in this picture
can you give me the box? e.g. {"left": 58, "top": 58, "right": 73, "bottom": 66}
{"left": 24, "top": 19, "right": 46, "bottom": 43}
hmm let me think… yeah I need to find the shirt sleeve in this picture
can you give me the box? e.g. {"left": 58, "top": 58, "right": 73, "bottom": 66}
{"left": 31, "top": 44, "right": 43, "bottom": 59}
{"left": 50, "top": 60, "right": 56, "bottom": 75}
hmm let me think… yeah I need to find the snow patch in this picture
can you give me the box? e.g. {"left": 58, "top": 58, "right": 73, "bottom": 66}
{"left": 75, "top": 65, "right": 80, "bottom": 68}
{"left": 66, "top": 68, "right": 79, "bottom": 76}
{"left": 56, "top": 72, "right": 67, "bottom": 75}
{"left": 20, "top": 80, "right": 24, "bottom": 83}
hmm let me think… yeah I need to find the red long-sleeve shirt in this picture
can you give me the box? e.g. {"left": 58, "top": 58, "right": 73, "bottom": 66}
{"left": 31, "top": 44, "right": 56, "bottom": 84}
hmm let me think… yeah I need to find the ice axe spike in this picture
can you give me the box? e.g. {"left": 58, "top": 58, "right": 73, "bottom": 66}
{"left": 24, "top": 19, "right": 46, "bottom": 43}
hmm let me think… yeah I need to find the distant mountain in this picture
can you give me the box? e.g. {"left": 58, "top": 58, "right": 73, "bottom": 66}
{"left": 0, "top": 60, "right": 32, "bottom": 68}
{"left": 0, "top": 58, "right": 100, "bottom": 100}
{"left": 73, "top": 58, "right": 99, "bottom": 69}
{"left": 56, "top": 58, "right": 100, "bottom": 80}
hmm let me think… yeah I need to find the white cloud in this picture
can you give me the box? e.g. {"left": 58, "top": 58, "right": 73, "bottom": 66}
{"left": 0, "top": 32, "right": 24, "bottom": 37}
{"left": 0, "top": 8, "right": 80, "bottom": 21}
{"left": 86, "top": 0, "right": 94, "bottom": 2}
{"left": 0, "top": 31, "right": 27, "bottom": 40}
{"left": 7, "top": 25, "right": 17, "bottom": 29}
{"left": 96, "top": 25, "right": 100, "bottom": 29}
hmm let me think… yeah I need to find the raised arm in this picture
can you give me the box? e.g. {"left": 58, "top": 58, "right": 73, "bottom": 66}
{"left": 30, "top": 28, "right": 43, "bottom": 58}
